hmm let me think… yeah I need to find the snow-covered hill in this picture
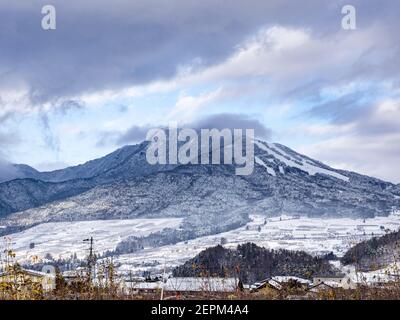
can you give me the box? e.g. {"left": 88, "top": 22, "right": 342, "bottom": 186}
{"left": 4, "top": 218, "right": 183, "bottom": 262}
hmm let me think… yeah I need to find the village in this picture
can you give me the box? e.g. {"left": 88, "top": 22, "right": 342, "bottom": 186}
{"left": 1, "top": 212, "right": 400, "bottom": 299}
{"left": 2, "top": 254, "right": 400, "bottom": 300}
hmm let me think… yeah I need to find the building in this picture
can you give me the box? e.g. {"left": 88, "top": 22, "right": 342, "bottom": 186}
{"left": 165, "top": 277, "right": 238, "bottom": 293}
{"left": 250, "top": 276, "right": 311, "bottom": 292}
{"left": 0, "top": 268, "right": 56, "bottom": 292}
{"left": 312, "top": 273, "right": 356, "bottom": 290}
{"left": 124, "top": 277, "right": 239, "bottom": 295}
{"left": 307, "top": 282, "right": 336, "bottom": 293}
{"left": 62, "top": 268, "right": 89, "bottom": 284}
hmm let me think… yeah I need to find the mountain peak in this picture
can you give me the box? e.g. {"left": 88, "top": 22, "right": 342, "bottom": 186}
{"left": 0, "top": 139, "right": 399, "bottom": 229}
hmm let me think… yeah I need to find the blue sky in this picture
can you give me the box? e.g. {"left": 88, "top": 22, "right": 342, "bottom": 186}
{"left": 1, "top": 0, "right": 400, "bottom": 182}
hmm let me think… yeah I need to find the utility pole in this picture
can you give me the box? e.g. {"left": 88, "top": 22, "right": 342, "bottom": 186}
{"left": 160, "top": 257, "right": 166, "bottom": 300}
{"left": 83, "top": 237, "right": 95, "bottom": 282}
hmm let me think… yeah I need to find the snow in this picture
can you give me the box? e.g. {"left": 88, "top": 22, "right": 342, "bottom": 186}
{"left": 165, "top": 277, "right": 237, "bottom": 292}
{"left": 113, "top": 213, "right": 400, "bottom": 275}
{"left": 4, "top": 213, "right": 400, "bottom": 278}
{"left": 254, "top": 140, "right": 349, "bottom": 182}
{"left": 354, "top": 263, "right": 400, "bottom": 284}
{"left": 272, "top": 276, "right": 311, "bottom": 285}
{"left": 2, "top": 218, "right": 182, "bottom": 262}
{"left": 255, "top": 157, "right": 276, "bottom": 176}
{"left": 126, "top": 277, "right": 238, "bottom": 292}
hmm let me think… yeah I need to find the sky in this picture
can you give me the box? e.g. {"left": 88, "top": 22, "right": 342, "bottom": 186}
{"left": 0, "top": 0, "right": 400, "bottom": 182}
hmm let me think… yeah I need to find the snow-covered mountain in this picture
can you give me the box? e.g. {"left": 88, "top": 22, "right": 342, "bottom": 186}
{"left": 1, "top": 139, "right": 399, "bottom": 233}
{"left": 0, "top": 142, "right": 177, "bottom": 218}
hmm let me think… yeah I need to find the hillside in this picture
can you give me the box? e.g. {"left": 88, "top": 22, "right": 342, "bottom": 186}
{"left": 341, "top": 227, "right": 400, "bottom": 270}
{"left": 173, "top": 242, "right": 337, "bottom": 283}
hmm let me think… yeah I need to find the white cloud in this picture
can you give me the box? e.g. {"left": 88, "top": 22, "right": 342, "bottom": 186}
{"left": 179, "top": 25, "right": 389, "bottom": 95}
{"left": 297, "top": 99, "right": 400, "bottom": 183}
{"left": 167, "top": 87, "right": 226, "bottom": 123}
{"left": 300, "top": 134, "right": 400, "bottom": 183}
{"left": 289, "top": 123, "right": 355, "bottom": 136}
{"left": 0, "top": 24, "right": 391, "bottom": 122}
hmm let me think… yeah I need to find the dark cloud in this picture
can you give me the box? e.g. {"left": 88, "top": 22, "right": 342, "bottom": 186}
{"left": 190, "top": 113, "right": 272, "bottom": 139}
{"left": 0, "top": 132, "right": 22, "bottom": 182}
{"left": 97, "top": 113, "right": 272, "bottom": 146}
{"left": 306, "top": 92, "right": 374, "bottom": 124}
{"left": 57, "top": 99, "right": 85, "bottom": 115}
{"left": 39, "top": 113, "right": 60, "bottom": 152}
{"left": 0, "top": 159, "right": 19, "bottom": 183}
{"left": 306, "top": 92, "right": 400, "bottom": 137}
{"left": 2, "top": 0, "right": 395, "bottom": 106}
{"left": 96, "top": 125, "right": 151, "bottom": 147}
{"left": 115, "top": 126, "right": 150, "bottom": 145}
{"left": 96, "top": 125, "right": 155, "bottom": 147}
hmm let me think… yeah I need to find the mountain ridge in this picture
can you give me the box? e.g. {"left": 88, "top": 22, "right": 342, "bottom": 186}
{"left": 1, "top": 139, "right": 399, "bottom": 233}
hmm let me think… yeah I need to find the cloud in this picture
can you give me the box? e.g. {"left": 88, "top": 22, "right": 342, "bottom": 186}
{"left": 298, "top": 99, "right": 400, "bottom": 183}
{"left": 0, "top": 0, "right": 293, "bottom": 105}
{"left": 96, "top": 125, "right": 151, "bottom": 147}
{"left": 300, "top": 134, "right": 400, "bottom": 183}
{"left": 168, "top": 88, "right": 226, "bottom": 122}
{"left": 0, "top": 159, "right": 20, "bottom": 183}
{"left": 1, "top": 0, "right": 400, "bottom": 183}
{"left": 306, "top": 92, "right": 374, "bottom": 124}
{"left": 185, "top": 23, "right": 397, "bottom": 103}
{"left": 190, "top": 113, "right": 272, "bottom": 139}
{"left": 2, "top": 0, "right": 398, "bottom": 109}
{"left": 0, "top": 130, "right": 19, "bottom": 148}
{"left": 116, "top": 126, "right": 152, "bottom": 145}
{"left": 0, "top": 131, "right": 22, "bottom": 182}
{"left": 34, "top": 160, "right": 70, "bottom": 172}
{"left": 97, "top": 113, "right": 272, "bottom": 146}
{"left": 57, "top": 99, "right": 85, "bottom": 115}
{"left": 39, "top": 113, "right": 60, "bottom": 153}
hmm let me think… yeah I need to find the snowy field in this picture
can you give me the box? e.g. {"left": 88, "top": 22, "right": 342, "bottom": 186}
{"left": 2, "top": 213, "right": 400, "bottom": 275}
{"left": 114, "top": 213, "right": 400, "bottom": 275}
{"left": 1, "top": 218, "right": 183, "bottom": 263}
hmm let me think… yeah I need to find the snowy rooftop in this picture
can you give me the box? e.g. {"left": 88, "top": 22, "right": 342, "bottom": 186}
{"left": 127, "top": 277, "right": 238, "bottom": 292}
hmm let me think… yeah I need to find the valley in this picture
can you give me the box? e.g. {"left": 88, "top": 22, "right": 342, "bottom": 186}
{"left": 0, "top": 138, "right": 399, "bottom": 284}
{"left": 113, "top": 212, "right": 400, "bottom": 275}
{"left": 3, "top": 212, "right": 400, "bottom": 277}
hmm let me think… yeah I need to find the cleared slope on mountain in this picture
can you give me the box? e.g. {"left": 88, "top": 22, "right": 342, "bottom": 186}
{"left": 245, "top": 140, "right": 399, "bottom": 217}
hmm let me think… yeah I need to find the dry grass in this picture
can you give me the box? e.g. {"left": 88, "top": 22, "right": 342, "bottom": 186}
{"left": 3, "top": 274, "right": 400, "bottom": 300}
